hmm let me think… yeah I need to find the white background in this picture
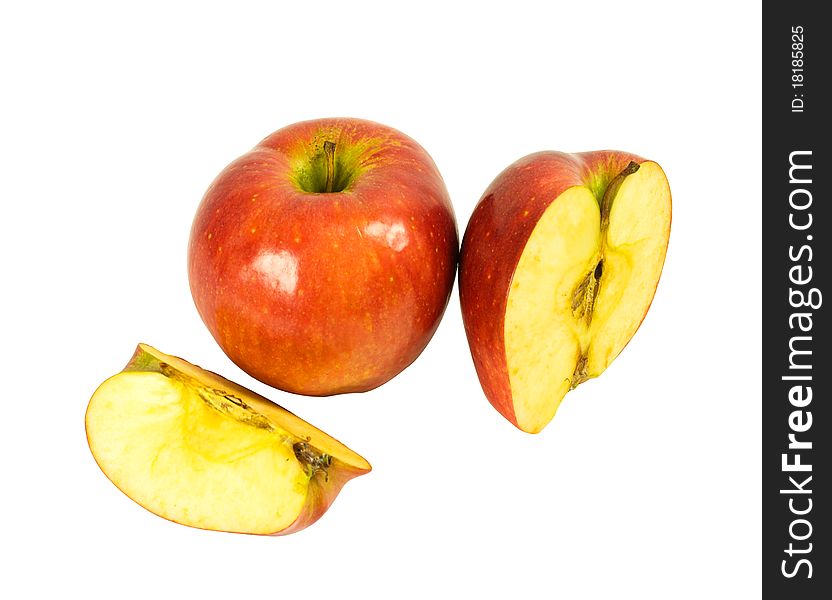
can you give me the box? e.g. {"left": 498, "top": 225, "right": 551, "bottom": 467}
{"left": 1, "top": 1, "right": 761, "bottom": 598}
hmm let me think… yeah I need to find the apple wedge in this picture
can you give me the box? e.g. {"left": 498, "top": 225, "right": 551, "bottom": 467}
{"left": 85, "top": 344, "right": 371, "bottom": 535}
{"left": 460, "top": 151, "right": 671, "bottom": 433}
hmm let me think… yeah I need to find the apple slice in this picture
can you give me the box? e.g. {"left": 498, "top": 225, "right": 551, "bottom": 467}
{"left": 460, "top": 151, "right": 671, "bottom": 433}
{"left": 85, "top": 344, "right": 371, "bottom": 535}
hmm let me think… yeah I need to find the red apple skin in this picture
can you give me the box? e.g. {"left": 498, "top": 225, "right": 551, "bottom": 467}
{"left": 189, "top": 118, "right": 458, "bottom": 396}
{"left": 459, "top": 151, "right": 647, "bottom": 428}
{"left": 279, "top": 462, "right": 370, "bottom": 536}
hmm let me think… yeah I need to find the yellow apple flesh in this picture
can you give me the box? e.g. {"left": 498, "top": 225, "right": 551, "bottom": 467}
{"left": 85, "top": 344, "right": 371, "bottom": 535}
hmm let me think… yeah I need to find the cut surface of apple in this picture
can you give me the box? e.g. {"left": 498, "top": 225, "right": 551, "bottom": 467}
{"left": 460, "top": 152, "right": 671, "bottom": 433}
{"left": 85, "top": 344, "right": 371, "bottom": 535}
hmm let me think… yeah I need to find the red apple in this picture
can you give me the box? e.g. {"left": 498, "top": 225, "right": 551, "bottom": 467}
{"left": 189, "top": 118, "right": 458, "bottom": 395}
{"left": 459, "top": 151, "right": 671, "bottom": 433}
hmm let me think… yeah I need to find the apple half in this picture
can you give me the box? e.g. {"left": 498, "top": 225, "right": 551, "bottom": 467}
{"left": 85, "top": 344, "right": 371, "bottom": 535}
{"left": 459, "top": 151, "right": 671, "bottom": 433}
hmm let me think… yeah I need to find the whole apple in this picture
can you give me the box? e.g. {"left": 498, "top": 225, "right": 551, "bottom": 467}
{"left": 189, "top": 118, "right": 458, "bottom": 395}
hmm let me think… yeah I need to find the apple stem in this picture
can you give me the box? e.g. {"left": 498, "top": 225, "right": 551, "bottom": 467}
{"left": 324, "top": 141, "right": 336, "bottom": 193}
{"left": 600, "top": 161, "right": 640, "bottom": 232}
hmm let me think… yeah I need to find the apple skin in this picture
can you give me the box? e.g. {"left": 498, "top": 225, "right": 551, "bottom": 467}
{"left": 279, "top": 463, "right": 368, "bottom": 535}
{"left": 189, "top": 118, "right": 458, "bottom": 396}
{"left": 459, "top": 150, "right": 660, "bottom": 429}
